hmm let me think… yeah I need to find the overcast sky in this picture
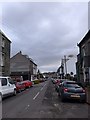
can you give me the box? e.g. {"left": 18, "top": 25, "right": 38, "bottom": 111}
{"left": 0, "top": 1, "right": 89, "bottom": 74}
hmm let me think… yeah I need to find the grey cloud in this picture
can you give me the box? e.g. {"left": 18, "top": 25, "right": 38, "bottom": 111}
{"left": 2, "top": 2, "right": 88, "bottom": 73}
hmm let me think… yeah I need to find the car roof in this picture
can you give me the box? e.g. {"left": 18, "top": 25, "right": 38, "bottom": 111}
{"left": 60, "top": 79, "right": 68, "bottom": 81}
{"left": 22, "top": 80, "right": 29, "bottom": 82}
{"left": 0, "top": 76, "right": 10, "bottom": 78}
{"left": 62, "top": 80, "right": 76, "bottom": 84}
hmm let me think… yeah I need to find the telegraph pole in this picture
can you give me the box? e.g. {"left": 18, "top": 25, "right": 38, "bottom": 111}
{"left": 61, "top": 59, "right": 64, "bottom": 78}
{"left": 64, "top": 55, "right": 67, "bottom": 76}
{"left": 64, "top": 55, "right": 74, "bottom": 77}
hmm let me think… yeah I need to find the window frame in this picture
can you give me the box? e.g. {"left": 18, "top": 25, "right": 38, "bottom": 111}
{"left": 0, "top": 78, "right": 7, "bottom": 86}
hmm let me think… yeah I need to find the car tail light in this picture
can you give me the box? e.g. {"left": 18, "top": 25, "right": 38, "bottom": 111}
{"left": 64, "top": 88, "right": 68, "bottom": 92}
{"left": 82, "top": 89, "right": 85, "bottom": 93}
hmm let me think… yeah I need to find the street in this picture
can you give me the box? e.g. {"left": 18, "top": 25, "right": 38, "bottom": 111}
{"left": 2, "top": 80, "right": 89, "bottom": 118}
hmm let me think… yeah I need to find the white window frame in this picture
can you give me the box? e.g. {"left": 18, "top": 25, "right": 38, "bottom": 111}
{"left": 2, "top": 38, "right": 5, "bottom": 48}
{"left": 1, "top": 53, "right": 4, "bottom": 66}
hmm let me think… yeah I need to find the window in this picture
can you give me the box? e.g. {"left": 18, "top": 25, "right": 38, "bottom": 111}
{"left": 2, "top": 38, "right": 5, "bottom": 47}
{"left": 0, "top": 78, "right": 7, "bottom": 86}
{"left": 8, "top": 78, "right": 14, "bottom": 84}
{"left": 64, "top": 82, "right": 80, "bottom": 88}
{"left": 1, "top": 54, "right": 4, "bottom": 66}
{"left": 88, "top": 42, "right": 90, "bottom": 55}
{"left": 82, "top": 47, "right": 85, "bottom": 56}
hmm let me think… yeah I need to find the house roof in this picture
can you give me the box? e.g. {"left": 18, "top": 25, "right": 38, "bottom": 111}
{"left": 11, "top": 51, "right": 37, "bottom": 66}
{"left": 29, "top": 58, "right": 37, "bottom": 66}
{"left": 0, "top": 30, "right": 11, "bottom": 43}
{"left": 78, "top": 30, "right": 90, "bottom": 47}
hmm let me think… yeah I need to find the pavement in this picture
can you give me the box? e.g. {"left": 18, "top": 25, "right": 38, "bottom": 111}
{"left": 86, "top": 87, "right": 90, "bottom": 105}
{"left": 0, "top": 101, "right": 2, "bottom": 120}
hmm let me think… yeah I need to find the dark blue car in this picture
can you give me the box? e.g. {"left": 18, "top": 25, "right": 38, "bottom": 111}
{"left": 58, "top": 80, "right": 86, "bottom": 102}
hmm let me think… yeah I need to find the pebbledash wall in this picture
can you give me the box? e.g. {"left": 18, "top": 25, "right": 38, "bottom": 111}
{"left": 0, "top": 31, "right": 2, "bottom": 76}
{"left": 0, "top": 30, "right": 11, "bottom": 76}
{"left": 76, "top": 30, "right": 90, "bottom": 85}
{"left": 10, "top": 51, "right": 37, "bottom": 80}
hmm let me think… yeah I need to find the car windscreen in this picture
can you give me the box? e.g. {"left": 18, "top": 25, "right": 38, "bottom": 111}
{"left": 17, "top": 82, "right": 22, "bottom": 85}
{"left": 8, "top": 78, "right": 15, "bottom": 84}
{"left": 60, "top": 80, "right": 66, "bottom": 83}
{"left": 64, "top": 82, "right": 81, "bottom": 88}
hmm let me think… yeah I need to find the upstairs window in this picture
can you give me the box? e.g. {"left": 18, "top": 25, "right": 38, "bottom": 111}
{"left": 88, "top": 42, "right": 90, "bottom": 55}
{"left": 2, "top": 38, "right": 5, "bottom": 48}
{"left": 1, "top": 53, "right": 4, "bottom": 66}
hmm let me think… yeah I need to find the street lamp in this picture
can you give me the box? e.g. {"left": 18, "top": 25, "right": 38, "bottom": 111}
{"left": 63, "top": 54, "right": 74, "bottom": 76}
{"left": 64, "top": 55, "right": 69, "bottom": 75}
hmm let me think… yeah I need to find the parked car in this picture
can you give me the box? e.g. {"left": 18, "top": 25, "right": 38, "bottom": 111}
{"left": 0, "top": 76, "right": 17, "bottom": 99}
{"left": 22, "top": 80, "right": 33, "bottom": 88}
{"left": 15, "top": 82, "right": 26, "bottom": 93}
{"left": 55, "top": 79, "right": 67, "bottom": 92}
{"left": 52, "top": 79, "right": 60, "bottom": 84}
{"left": 40, "top": 79, "right": 45, "bottom": 83}
{"left": 58, "top": 80, "right": 86, "bottom": 102}
{"left": 51, "top": 78, "right": 55, "bottom": 83}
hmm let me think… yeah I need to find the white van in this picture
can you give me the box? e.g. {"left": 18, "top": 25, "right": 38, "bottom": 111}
{"left": 0, "top": 76, "right": 17, "bottom": 99}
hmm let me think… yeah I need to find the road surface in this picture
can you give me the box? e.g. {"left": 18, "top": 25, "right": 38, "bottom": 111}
{"left": 2, "top": 80, "right": 89, "bottom": 118}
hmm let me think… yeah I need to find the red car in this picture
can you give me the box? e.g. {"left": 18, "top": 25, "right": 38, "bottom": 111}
{"left": 53, "top": 79, "right": 60, "bottom": 84}
{"left": 15, "top": 82, "right": 26, "bottom": 92}
{"left": 22, "top": 80, "right": 33, "bottom": 88}
{"left": 55, "top": 79, "right": 67, "bottom": 92}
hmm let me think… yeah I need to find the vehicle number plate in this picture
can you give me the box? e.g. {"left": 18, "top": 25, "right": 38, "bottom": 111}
{"left": 71, "top": 94, "right": 80, "bottom": 98}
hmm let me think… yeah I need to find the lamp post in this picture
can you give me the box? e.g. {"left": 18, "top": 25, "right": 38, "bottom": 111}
{"left": 62, "top": 55, "right": 69, "bottom": 76}
{"left": 64, "top": 55, "right": 68, "bottom": 76}
{"left": 61, "top": 58, "right": 64, "bottom": 78}
{"left": 57, "top": 54, "right": 74, "bottom": 79}
{"left": 63, "top": 55, "right": 74, "bottom": 77}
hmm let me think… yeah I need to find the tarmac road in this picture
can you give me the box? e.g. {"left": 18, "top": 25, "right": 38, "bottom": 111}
{"left": 2, "top": 80, "right": 89, "bottom": 119}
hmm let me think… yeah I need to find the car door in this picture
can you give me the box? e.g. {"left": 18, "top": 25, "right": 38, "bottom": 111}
{"left": 1, "top": 78, "right": 9, "bottom": 95}
{"left": 7, "top": 78, "right": 15, "bottom": 93}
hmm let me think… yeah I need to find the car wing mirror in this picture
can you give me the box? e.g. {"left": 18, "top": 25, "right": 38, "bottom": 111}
{"left": 59, "top": 83, "right": 62, "bottom": 86}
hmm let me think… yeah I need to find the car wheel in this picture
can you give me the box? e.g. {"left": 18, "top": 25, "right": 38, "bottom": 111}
{"left": 18, "top": 89, "right": 21, "bottom": 93}
{"left": 58, "top": 92, "right": 60, "bottom": 97}
{"left": 58, "top": 94, "right": 59, "bottom": 97}
{"left": 57, "top": 89, "right": 59, "bottom": 92}
{"left": 24, "top": 88, "right": 26, "bottom": 90}
{"left": 13, "top": 89, "right": 17, "bottom": 96}
{"left": 81, "top": 99, "right": 86, "bottom": 103}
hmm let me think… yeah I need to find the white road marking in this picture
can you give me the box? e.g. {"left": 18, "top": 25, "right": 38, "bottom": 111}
{"left": 44, "top": 83, "right": 47, "bottom": 87}
{"left": 40, "top": 87, "right": 44, "bottom": 91}
{"left": 33, "top": 92, "right": 40, "bottom": 100}
{"left": 33, "top": 83, "right": 47, "bottom": 100}
{"left": 25, "top": 104, "right": 30, "bottom": 110}
{"left": 40, "top": 83, "right": 47, "bottom": 91}
{"left": 54, "top": 103, "right": 59, "bottom": 107}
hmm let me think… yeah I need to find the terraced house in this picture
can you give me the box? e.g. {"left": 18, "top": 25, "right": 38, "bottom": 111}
{"left": 10, "top": 51, "right": 37, "bottom": 81}
{"left": 76, "top": 30, "right": 90, "bottom": 85}
{"left": 0, "top": 30, "right": 11, "bottom": 76}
